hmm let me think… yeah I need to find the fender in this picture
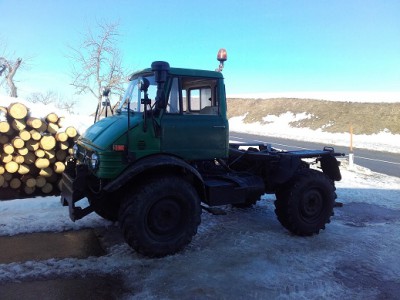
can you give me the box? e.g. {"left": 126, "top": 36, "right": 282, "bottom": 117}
{"left": 103, "top": 154, "right": 204, "bottom": 193}
{"left": 320, "top": 154, "right": 342, "bottom": 181}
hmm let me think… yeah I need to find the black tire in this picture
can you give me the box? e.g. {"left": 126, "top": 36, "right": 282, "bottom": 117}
{"left": 88, "top": 191, "right": 120, "bottom": 222}
{"left": 274, "top": 169, "right": 335, "bottom": 236}
{"left": 119, "top": 176, "right": 201, "bottom": 258}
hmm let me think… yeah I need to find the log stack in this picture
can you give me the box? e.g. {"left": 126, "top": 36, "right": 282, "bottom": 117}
{"left": 0, "top": 102, "right": 79, "bottom": 199}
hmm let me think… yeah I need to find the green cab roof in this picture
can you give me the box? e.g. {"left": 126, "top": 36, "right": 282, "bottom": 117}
{"left": 129, "top": 64, "right": 224, "bottom": 80}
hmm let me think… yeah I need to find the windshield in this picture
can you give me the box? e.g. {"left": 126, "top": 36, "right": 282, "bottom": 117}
{"left": 118, "top": 75, "right": 157, "bottom": 113}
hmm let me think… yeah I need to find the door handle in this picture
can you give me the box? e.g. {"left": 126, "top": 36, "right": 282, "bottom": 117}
{"left": 213, "top": 125, "right": 226, "bottom": 128}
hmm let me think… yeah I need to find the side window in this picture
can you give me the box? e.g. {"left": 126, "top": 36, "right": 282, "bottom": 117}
{"left": 189, "top": 87, "right": 213, "bottom": 112}
{"left": 166, "top": 77, "right": 180, "bottom": 113}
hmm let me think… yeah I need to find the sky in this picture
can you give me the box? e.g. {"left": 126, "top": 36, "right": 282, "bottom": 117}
{"left": 1, "top": 0, "right": 400, "bottom": 114}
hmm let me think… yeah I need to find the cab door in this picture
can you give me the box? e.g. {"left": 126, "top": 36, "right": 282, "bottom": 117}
{"left": 160, "top": 77, "right": 228, "bottom": 160}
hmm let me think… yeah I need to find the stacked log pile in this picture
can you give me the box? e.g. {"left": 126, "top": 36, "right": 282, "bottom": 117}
{"left": 0, "top": 102, "right": 79, "bottom": 199}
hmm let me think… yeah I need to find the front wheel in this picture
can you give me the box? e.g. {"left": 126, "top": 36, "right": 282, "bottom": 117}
{"left": 274, "top": 169, "right": 335, "bottom": 236}
{"left": 119, "top": 176, "right": 201, "bottom": 257}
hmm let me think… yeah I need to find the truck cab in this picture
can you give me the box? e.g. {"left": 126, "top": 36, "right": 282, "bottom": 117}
{"left": 75, "top": 62, "right": 229, "bottom": 180}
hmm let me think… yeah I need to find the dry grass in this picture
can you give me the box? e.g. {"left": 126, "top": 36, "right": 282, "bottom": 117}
{"left": 227, "top": 98, "right": 400, "bottom": 135}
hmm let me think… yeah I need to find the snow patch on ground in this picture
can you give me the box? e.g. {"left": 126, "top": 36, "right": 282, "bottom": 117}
{"left": 1, "top": 165, "right": 400, "bottom": 299}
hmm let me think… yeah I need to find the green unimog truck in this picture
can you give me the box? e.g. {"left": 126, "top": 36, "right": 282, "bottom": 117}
{"left": 61, "top": 50, "right": 343, "bottom": 257}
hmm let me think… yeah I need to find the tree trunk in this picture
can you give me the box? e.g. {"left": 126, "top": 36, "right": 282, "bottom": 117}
{"left": 6, "top": 58, "right": 22, "bottom": 98}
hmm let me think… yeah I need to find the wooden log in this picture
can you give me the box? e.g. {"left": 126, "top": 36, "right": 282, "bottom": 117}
{"left": 5, "top": 161, "right": 19, "bottom": 173}
{"left": 46, "top": 112, "right": 59, "bottom": 123}
{"left": 19, "top": 129, "right": 31, "bottom": 141}
{"left": 57, "top": 116, "right": 66, "bottom": 128}
{"left": 29, "top": 129, "right": 42, "bottom": 141}
{"left": 65, "top": 126, "right": 78, "bottom": 138}
{"left": 24, "top": 186, "right": 36, "bottom": 195}
{"left": 41, "top": 182, "right": 53, "bottom": 194}
{"left": 0, "top": 109, "right": 10, "bottom": 133}
{"left": 2, "top": 181, "right": 9, "bottom": 188}
{"left": 2, "top": 154, "right": 13, "bottom": 163}
{"left": 11, "top": 118, "right": 26, "bottom": 131}
{"left": 18, "top": 164, "right": 30, "bottom": 175}
{"left": 38, "top": 121, "right": 48, "bottom": 133}
{"left": 39, "top": 135, "right": 56, "bottom": 150}
{"left": 56, "top": 149, "right": 67, "bottom": 161}
{"left": 13, "top": 155, "right": 24, "bottom": 164}
{"left": 39, "top": 167, "right": 53, "bottom": 177}
{"left": 3, "top": 143, "right": 14, "bottom": 155}
{"left": 3, "top": 172, "right": 12, "bottom": 181}
{"left": 0, "top": 106, "right": 7, "bottom": 114}
{"left": 55, "top": 131, "right": 68, "bottom": 142}
{"left": 11, "top": 137, "right": 25, "bottom": 149}
{"left": 0, "top": 165, "right": 5, "bottom": 175}
{"left": 24, "top": 152, "right": 36, "bottom": 164}
{"left": 58, "top": 140, "right": 69, "bottom": 150}
{"left": 26, "top": 117, "right": 43, "bottom": 129}
{"left": 35, "top": 157, "right": 50, "bottom": 169}
{"left": 47, "top": 122, "right": 59, "bottom": 134}
{"left": 35, "top": 149, "right": 45, "bottom": 158}
{"left": 0, "top": 121, "right": 10, "bottom": 133}
{"left": 5, "top": 128, "right": 15, "bottom": 136}
{"left": 10, "top": 178, "right": 21, "bottom": 189}
{"left": 44, "top": 149, "right": 55, "bottom": 160}
{"left": 26, "top": 140, "right": 40, "bottom": 151}
{"left": 8, "top": 102, "right": 28, "bottom": 119}
{"left": 0, "top": 174, "right": 4, "bottom": 187}
{"left": 22, "top": 175, "right": 36, "bottom": 188}
{"left": 0, "top": 135, "right": 9, "bottom": 144}
{"left": 53, "top": 161, "right": 66, "bottom": 173}
{"left": 17, "top": 147, "right": 29, "bottom": 155}
{"left": 35, "top": 176, "right": 46, "bottom": 188}
{"left": 46, "top": 172, "right": 58, "bottom": 183}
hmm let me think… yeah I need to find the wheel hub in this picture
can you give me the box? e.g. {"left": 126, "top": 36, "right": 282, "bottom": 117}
{"left": 147, "top": 198, "right": 182, "bottom": 236}
{"left": 301, "top": 189, "right": 323, "bottom": 219}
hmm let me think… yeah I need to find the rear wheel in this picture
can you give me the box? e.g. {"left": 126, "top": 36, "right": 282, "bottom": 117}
{"left": 274, "top": 169, "right": 335, "bottom": 236}
{"left": 119, "top": 176, "right": 201, "bottom": 257}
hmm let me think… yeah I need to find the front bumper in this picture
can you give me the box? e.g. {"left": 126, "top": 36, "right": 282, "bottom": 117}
{"left": 60, "top": 164, "right": 94, "bottom": 221}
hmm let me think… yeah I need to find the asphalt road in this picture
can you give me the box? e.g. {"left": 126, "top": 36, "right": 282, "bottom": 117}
{"left": 230, "top": 131, "right": 400, "bottom": 178}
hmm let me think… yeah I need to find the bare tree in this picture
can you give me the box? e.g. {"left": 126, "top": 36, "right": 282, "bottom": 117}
{"left": 27, "top": 90, "right": 58, "bottom": 105}
{"left": 67, "top": 21, "right": 126, "bottom": 118}
{"left": 27, "top": 90, "right": 76, "bottom": 114}
{"left": 0, "top": 56, "right": 22, "bottom": 97}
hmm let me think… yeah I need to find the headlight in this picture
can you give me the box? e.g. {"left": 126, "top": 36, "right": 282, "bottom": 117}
{"left": 90, "top": 153, "right": 99, "bottom": 169}
{"left": 73, "top": 144, "right": 79, "bottom": 158}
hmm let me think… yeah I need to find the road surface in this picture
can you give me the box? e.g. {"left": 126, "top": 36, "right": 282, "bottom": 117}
{"left": 230, "top": 131, "right": 400, "bottom": 178}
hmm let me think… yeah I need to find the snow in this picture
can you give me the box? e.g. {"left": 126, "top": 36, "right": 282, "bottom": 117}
{"left": 228, "top": 91, "right": 400, "bottom": 103}
{"left": 0, "top": 95, "right": 92, "bottom": 136}
{"left": 1, "top": 95, "right": 400, "bottom": 298}
{"left": 229, "top": 113, "right": 400, "bottom": 154}
{"left": 0, "top": 162, "right": 400, "bottom": 299}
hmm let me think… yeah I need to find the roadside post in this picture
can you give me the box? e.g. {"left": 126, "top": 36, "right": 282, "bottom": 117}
{"left": 348, "top": 125, "right": 354, "bottom": 169}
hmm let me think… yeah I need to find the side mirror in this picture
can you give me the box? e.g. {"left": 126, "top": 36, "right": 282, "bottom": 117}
{"left": 138, "top": 77, "right": 150, "bottom": 92}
